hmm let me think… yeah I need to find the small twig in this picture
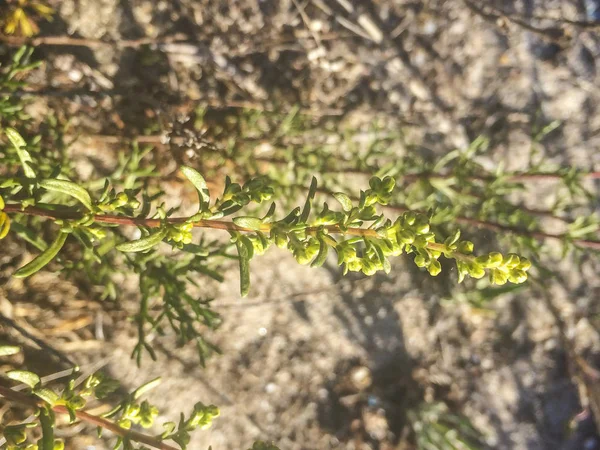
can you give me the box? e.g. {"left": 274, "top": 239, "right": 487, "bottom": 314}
{"left": 465, "top": 0, "right": 600, "bottom": 31}
{"left": 462, "top": 0, "right": 569, "bottom": 43}
{"left": 56, "top": 132, "right": 600, "bottom": 184}
{"left": 292, "top": 0, "right": 325, "bottom": 51}
{"left": 382, "top": 202, "right": 600, "bottom": 251}
{"left": 2, "top": 87, "right": 345, "bottom": 117}
{"left": 0, "top": 34, "right": 180, "bottom": 49}
{"left": 1, "top": 203, "right": 382, "bottom": 237}
{"left": 3, "top": 201, "right": 600, "bottom": 252}
{"left": 0, "top": 384, "right": 178, "bottom": 450}
{"left": 0, "top": 314, "right": 75, "bottom": 367}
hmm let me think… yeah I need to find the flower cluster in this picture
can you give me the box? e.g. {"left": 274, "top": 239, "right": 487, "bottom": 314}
{"left": 160, "top": 402, "right": 220, "bottom": 448}
{"left": 96, "top": 184, "right": 141, "bottom": 212}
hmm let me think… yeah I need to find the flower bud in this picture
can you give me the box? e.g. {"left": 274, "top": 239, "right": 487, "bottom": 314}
{"left": 113, "top": 192, "right": 129, "bottom": 208}
{"left": 490, "top": 269, "right": 508, "bottom": 285}
{"left": 413, "top": 236, "right": 428, "bottom": 248}
{"left": 468, "top": 263, "right": 485, "bottom": 279}
{"left": 457, "top": 241, "right": 474, "bottom": 254}
{"left": 403, "top": 212, "right": 417, "bottom": 226}
{"left": 347, "top": 259, "right": 362, "bottom": 272}
{"left": 414, "top": 222, "right": 430, "bottom": 234}
{"left": 502, "top": 254, "right": 519, "bottom": 268}
{"left": 414, "top": 255, "right": 427, "bottom": 267}
{"left": 362, "top": 260, "right": 377, "bottom": 276}
{"left": 381, "top": 176, "right": 395, "bottom": 193}
{"left": 369, "top": 177, "right": 382, "bottom": 191}
{"left": 397, "top": 229, "right": 415, "bottom": 244}
{"left": 364, "top": 193, "right": 379, "bottom": 207}
{"left": 427, "top": 260, "right": 442, "bottom": 276}
{"left": 488, "top": 252, "right": 503, "bottom": 268}
{"left": 118, "top": 418, "right": 132, "bottom": 429}
{"left": 508, "top": 269, "right": 527, "bottom": 284}
{"left": 518, "top": 258, "right": 531, "bottom": 271}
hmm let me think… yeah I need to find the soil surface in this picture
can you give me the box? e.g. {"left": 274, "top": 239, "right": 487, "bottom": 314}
{"left": 1, "top": 1, "right": 600, "bottom": 449}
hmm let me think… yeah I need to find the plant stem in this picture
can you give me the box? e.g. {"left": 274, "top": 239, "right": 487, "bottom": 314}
{"left": 60, "top": 132, "right": 600, "bottom": 183}
{"left": 3, "top": 202, "right": 600, "bottom": 251}
{"left": 0, "top": 384, "right": 178, "bottom": 450}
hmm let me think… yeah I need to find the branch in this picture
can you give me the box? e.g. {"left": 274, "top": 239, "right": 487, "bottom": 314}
{"left": 383, "top": 202, "right": 600, "bottom": 251}
{"left": 0, "top": 384, "right": 178, "bottom": 450}
{"left": 53, "top": 133, "right": 600, "bottom": 184}
{"left": 3, "top": 202, "right": 600, "bottom": 251}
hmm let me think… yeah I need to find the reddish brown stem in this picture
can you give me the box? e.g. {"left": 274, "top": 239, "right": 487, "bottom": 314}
{"left": 71, "top": 133, "right": 600, "bottom": 183}
{"left": 3, "top": 202, "right": 600, "bottom": 250}
{"left": 0, "top": 384, "right": 178, "bottom": 450}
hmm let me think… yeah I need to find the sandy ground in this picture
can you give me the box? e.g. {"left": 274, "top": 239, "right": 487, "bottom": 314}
{"left": 1, "top": 0, "right": 600, "bottom": 449}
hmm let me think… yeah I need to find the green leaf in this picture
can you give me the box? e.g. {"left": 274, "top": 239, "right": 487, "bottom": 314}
{"left": 181, "top": 166, "right": 210, "bottom": 210}
{"left": 38, "top": 407, "right": 55, "bottom": 450}
{"left": 7, "top": 370, "right": 41, "bottom": 388}
{"left": 262, "top": 202, "right": 276, "bottom": 222}
{"left": 34, "top": 388, "right": 60, "bottom": 405}
{"left": 444, "top": 229, "right": 461, "bottom": 247}
{"left": 116, "top": 228, "right": 168, "bottom": 252}
{"left": 0, "top": 345, "right": 21, "bottom": 356}
{"left": 132, "top": 377, "right": 161, "bottom": 400}
{"left": 310, "top": 238, "right": 329, "bottom": 268}
{"left": 40, "top": 179, "right": 93, "bottom": 211}
{"left": 12, "top": 46, "right": 28, "bottom": 64}
{"left": 300, "top": 177, "right": 317, "bottom": 223}
{"left": 13, "top": 231, "right": 69, "bottom": 278}
{"left": 5, "top": 127, "right": 36, "bottom": 178}
{"left": 232, "top": 216, "right": 263, "bottom": 230}
{"left": 235, "top": 238, "right": 251, "bottom": 297}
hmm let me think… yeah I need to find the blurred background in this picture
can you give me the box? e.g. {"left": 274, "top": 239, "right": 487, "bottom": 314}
{"left": 1, "top": 0, "right": 600, "bottom": 449}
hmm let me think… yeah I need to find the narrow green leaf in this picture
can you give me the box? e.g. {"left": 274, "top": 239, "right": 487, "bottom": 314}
{"left": 5, "top": 127, "right": 36, "bottom": 178}
{"left": 233, "top": 216, "right": 263, "bottom": 230}
{"left": 38, "top": 407, "right": 55, "bottom": 450}
{"left": 300, "top": 177, "right": 318, "bottom": 223}
{"left": 280, "top": 206, "right": 301, "bottom": 225}
{"left": 262, "top": 202, "right": 276, "bottom": 222}
{"left": 116, "top": 228, "right": 167, "bottom": 253}
{"left": 333, "top": 192, "right": 353, "bottom": 212}
{"left": 311, "top": 238, "right": 329, "bottom": 268}
{"left": 181, "top": 166, "right": 210, "bottom": 209}
{"left": 445, "top": 229, "right": 461, "bottom": 247}
{"left": 12, "top": 46, "right": 28, "bottom": 64}
{"left": 240, "top": 235, "right": 255, "bottom": 260}
{"left": 34, "top": 388, "right": 60, "bottom": 405}
{"left": 13, "top": 232, "right": 69, "bottom": 278}
{"left": 40, "top": 179, "right": 93, "bottom": 211}
{"left": 132, "top": 377, "right": 161, "bottom": 400}
{"left": 7, "top": 370, "right": 41, "bottom": 388}
{"left": 66, "top": 405, "right": 77, "bottom": 424}
{"left": 0, "top": 345, "right": 20, "bottom": 356}
{"left": 235, "top": 238, "right": 251, "bottom": 297}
